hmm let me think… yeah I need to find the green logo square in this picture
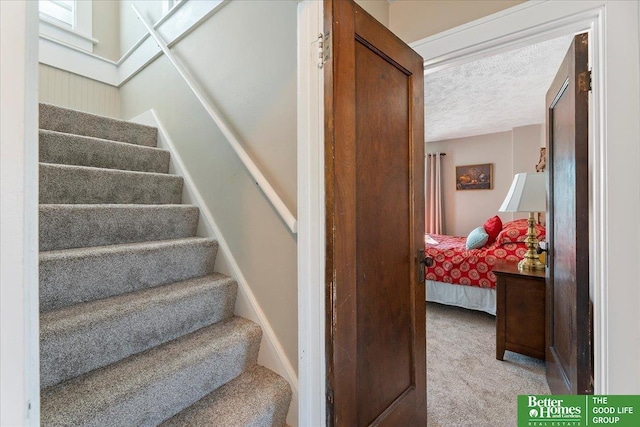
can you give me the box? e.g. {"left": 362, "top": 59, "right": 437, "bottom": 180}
{"left": 519, "top": 395, "right": 640, "bottom": 427}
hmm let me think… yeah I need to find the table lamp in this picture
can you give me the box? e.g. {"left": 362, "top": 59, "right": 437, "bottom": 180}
{"left": 498, "top": 173, "right": 547, "bottom": 271}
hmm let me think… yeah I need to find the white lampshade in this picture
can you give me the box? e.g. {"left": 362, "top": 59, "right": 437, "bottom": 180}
{"left": 499, "top": 173, "right": 547, "bottom": 213}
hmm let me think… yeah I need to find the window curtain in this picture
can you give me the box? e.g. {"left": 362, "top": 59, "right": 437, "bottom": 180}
{"left": 425, "top": 153, "right": 444, "bottom": 234}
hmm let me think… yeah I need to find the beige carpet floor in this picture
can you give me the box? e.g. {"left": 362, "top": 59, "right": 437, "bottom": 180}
{"left": 427, "top": 302, "right": 550, "bottom": 426}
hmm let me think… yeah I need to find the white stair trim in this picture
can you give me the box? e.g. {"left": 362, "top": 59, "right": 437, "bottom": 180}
{"left": 129, "top": 109, "right": 299, "bottom": 426}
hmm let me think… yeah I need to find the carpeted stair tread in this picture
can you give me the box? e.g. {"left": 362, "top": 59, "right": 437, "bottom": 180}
{"left": 40, "top": 238, "right": 217, "bottom": 312}
{"left": 37, "top": 104, "right": 292, "bottom": 425}
{"left": 40, "top": 130, "right": 170, "bottom": 173}
{"left": 41, "top": 273, "right": 238, "bottom": 389}
{"left": 40, "top": 163, "right": 183, "bottom": 205}
{"left": 40, "top": 103, "right": 158, "bottom": 147}
{"left": 40, "top": 204, "right": 199, "bottom": 251}
{"left": 160, "top": 365, "right": 291, "bottom": 427}
{"left": 41, "top": 317, "right": 262, "bottom": 427}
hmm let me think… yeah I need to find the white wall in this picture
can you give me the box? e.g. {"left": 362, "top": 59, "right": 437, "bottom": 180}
{"left": 39, "top": 63, "right": 120, "bottom": 117}
{"left": 427, "top": 124, "right": 543, "bottom": 236}
{"left": 119, "top": 0, "right": 299, "bottom": 374}
{"left": 93, "top": 0, "right": 120, "bottom": 61}
{"left": 120, "top": 0, "right": 164, "bottom": 56}
{"left": 1, "top": 0, "right": 40, "bottom": 424}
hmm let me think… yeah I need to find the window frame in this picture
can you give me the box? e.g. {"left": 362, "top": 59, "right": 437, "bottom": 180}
{"left": 39, "top": 0, "right": 96, "bottom": 52}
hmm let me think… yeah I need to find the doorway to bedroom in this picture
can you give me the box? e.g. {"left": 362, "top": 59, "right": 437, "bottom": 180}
{"left": 422, "top": 32, "right": 589, "bottom": 425}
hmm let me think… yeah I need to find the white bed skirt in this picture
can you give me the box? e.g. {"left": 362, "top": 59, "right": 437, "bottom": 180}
{"left": 426, "top": 280, "right": 496, "bottom": 315}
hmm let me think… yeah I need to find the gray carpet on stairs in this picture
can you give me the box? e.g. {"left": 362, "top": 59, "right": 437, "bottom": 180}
{"left": 40, "top": 238, "right": 218, "bottom": 312}
{"left": 427, "top": 302, "right": 549, "bottom": 427}
{"left": 40, "top": 103, "right": 158, "bottom": 147}
{"left": 40, "top": 163, "right": 183, "bottom": 205}
{"left": 39, "top": 204, "right": 199, "bottom": 251}
{"left": 38, "top": 103, "right": 291, "bottom": 427}
{"left": 40, "top": 274, "right": 237, "bottom": 388}
{"left": 41, "top": 317, "right": 263, "bottom": 427}
{"left": 160, "top": 365, "right": 291, "bottom": 427}
{"left": 40, "top": 129, "right": 170, "bottom": 173}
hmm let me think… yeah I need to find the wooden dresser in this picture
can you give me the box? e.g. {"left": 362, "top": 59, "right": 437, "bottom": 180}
{"left": 494, "top": 260, "right": 546, "bottom": 360}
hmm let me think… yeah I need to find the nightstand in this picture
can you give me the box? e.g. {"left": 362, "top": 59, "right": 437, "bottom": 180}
{"left": 494, "top": 260, "right": 546, "bottom": 360}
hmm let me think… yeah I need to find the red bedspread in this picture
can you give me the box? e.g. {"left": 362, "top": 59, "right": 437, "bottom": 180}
{"left": 424, "top": 234, "right": 527, "bottom": 289}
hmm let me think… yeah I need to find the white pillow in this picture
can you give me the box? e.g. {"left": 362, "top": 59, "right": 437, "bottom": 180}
{"left": 466, "top": 226, "right": 489, "bottom": 250}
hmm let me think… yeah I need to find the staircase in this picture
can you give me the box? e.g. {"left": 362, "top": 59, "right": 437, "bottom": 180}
{"left": 38, "top": 103, "right": 291, "bottom": 426}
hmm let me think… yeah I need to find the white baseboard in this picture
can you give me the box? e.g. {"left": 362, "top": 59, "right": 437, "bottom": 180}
{"left": 129, "top": 109, "right": 299, "bottom": 426}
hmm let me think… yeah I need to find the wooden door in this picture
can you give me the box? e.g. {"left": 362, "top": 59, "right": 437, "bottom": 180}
{"left": 546, "top": 33, "right": 593, "bottom": 395}
{"left": 324, "top": 1, "right": 426, "bottom": 425}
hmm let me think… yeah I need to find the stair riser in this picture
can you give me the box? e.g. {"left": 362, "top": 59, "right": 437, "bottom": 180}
{"left": 40, "top": 205, "right": 199, "bottom": 251}
{"left": 40, "top": 130, "right": 170, "bottom": 173}
{"left": 41, "top": 278, "right": 237, "bottom": 389}
{"left": 40, "top": 164, "right": 183, "bottom": 205}
{"left": 40, "top": 103, "right": 158, "bottom": 147}
{"left": 40, "top": 240, "right": 218, "bottom": 312}
{"left": 41, "top": 320, "right": 262, "bottom": 427}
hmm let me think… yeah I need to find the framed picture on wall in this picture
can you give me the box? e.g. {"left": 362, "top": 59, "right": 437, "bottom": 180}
{"left": 455, "top": 163, "right": 493, "bottom": 190}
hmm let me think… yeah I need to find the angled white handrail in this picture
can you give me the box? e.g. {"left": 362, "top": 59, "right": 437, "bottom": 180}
{"left": 132, "top": 5, "right": 297, "bottom": 234}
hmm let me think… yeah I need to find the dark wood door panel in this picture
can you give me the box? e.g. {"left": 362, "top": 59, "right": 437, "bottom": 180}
{"left": 355, "top": 39, "right": 413, "bottom": 425}
{"left": 325, "top": 0, "right": 426, "bottom": 425}
{"left": 546, "top": 32, "right": 592, "bottom": 395}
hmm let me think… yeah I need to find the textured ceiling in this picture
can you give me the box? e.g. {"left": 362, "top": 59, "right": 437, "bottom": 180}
{"left": 425, "top": 35, "right": 574, "bottom": 142}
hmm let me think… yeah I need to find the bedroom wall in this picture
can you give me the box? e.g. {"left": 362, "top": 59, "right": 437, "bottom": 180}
{"left": 512, "top": 124, "right": 546, "bottom": 221}
{"left": 119, "top": 0, "right": 298, "bottom": 374}
{"left": 427, "top": 124, "right": 544, "bottom": 236}
{"left": 388, "top": 0, "right": 525, "bottom": 44}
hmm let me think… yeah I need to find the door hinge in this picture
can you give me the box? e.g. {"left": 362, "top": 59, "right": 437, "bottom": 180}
{"left": 318, "top": 32, "right": 330, "bottom": 69}
{"left": 578, "top": 70, "right": 592, "bottom": 93}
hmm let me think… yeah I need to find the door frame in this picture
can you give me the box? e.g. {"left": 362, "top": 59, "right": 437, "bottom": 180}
{"left": 0, "top": 0, "right": 40, "bottom": 425}
{"left": 298, "top": 0, "right": 640, "bottom": 424}
{"left": 297, "top": 0, "right": 326, "bottom": 425}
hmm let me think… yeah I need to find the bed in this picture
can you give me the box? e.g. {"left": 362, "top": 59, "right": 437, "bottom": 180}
{"left": 424, "top": 219, "right": 546, "bottom": 315}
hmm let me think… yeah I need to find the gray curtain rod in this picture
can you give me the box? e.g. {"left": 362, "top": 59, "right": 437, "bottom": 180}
{"left": 426, "top": 153, "right": 446, "bottom": 156}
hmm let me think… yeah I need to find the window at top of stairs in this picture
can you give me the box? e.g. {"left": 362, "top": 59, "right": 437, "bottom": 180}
{"left": 39, "top": 0, "right": 95, "bottom": 52}
{"left": 40, "top": 0, "right": 74, "bottom": 28}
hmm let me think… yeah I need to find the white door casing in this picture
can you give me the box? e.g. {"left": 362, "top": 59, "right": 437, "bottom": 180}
{"left": 0, "top": 0, "right": 40, "bottom": 425}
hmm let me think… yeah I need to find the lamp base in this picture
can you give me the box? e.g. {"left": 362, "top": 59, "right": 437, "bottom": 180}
{"left": 518, "top": 212, "right": 546, "bottom": 272}
{"left": 518, "top": 257, "right": 546, "bottom": 271}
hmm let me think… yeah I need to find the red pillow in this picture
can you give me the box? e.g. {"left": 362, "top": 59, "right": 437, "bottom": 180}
{"left": 496, "top": 219, "right": 546, "bottom": 245}
{"left": 483, "top": 215, "right": 503, "bottom": 244}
